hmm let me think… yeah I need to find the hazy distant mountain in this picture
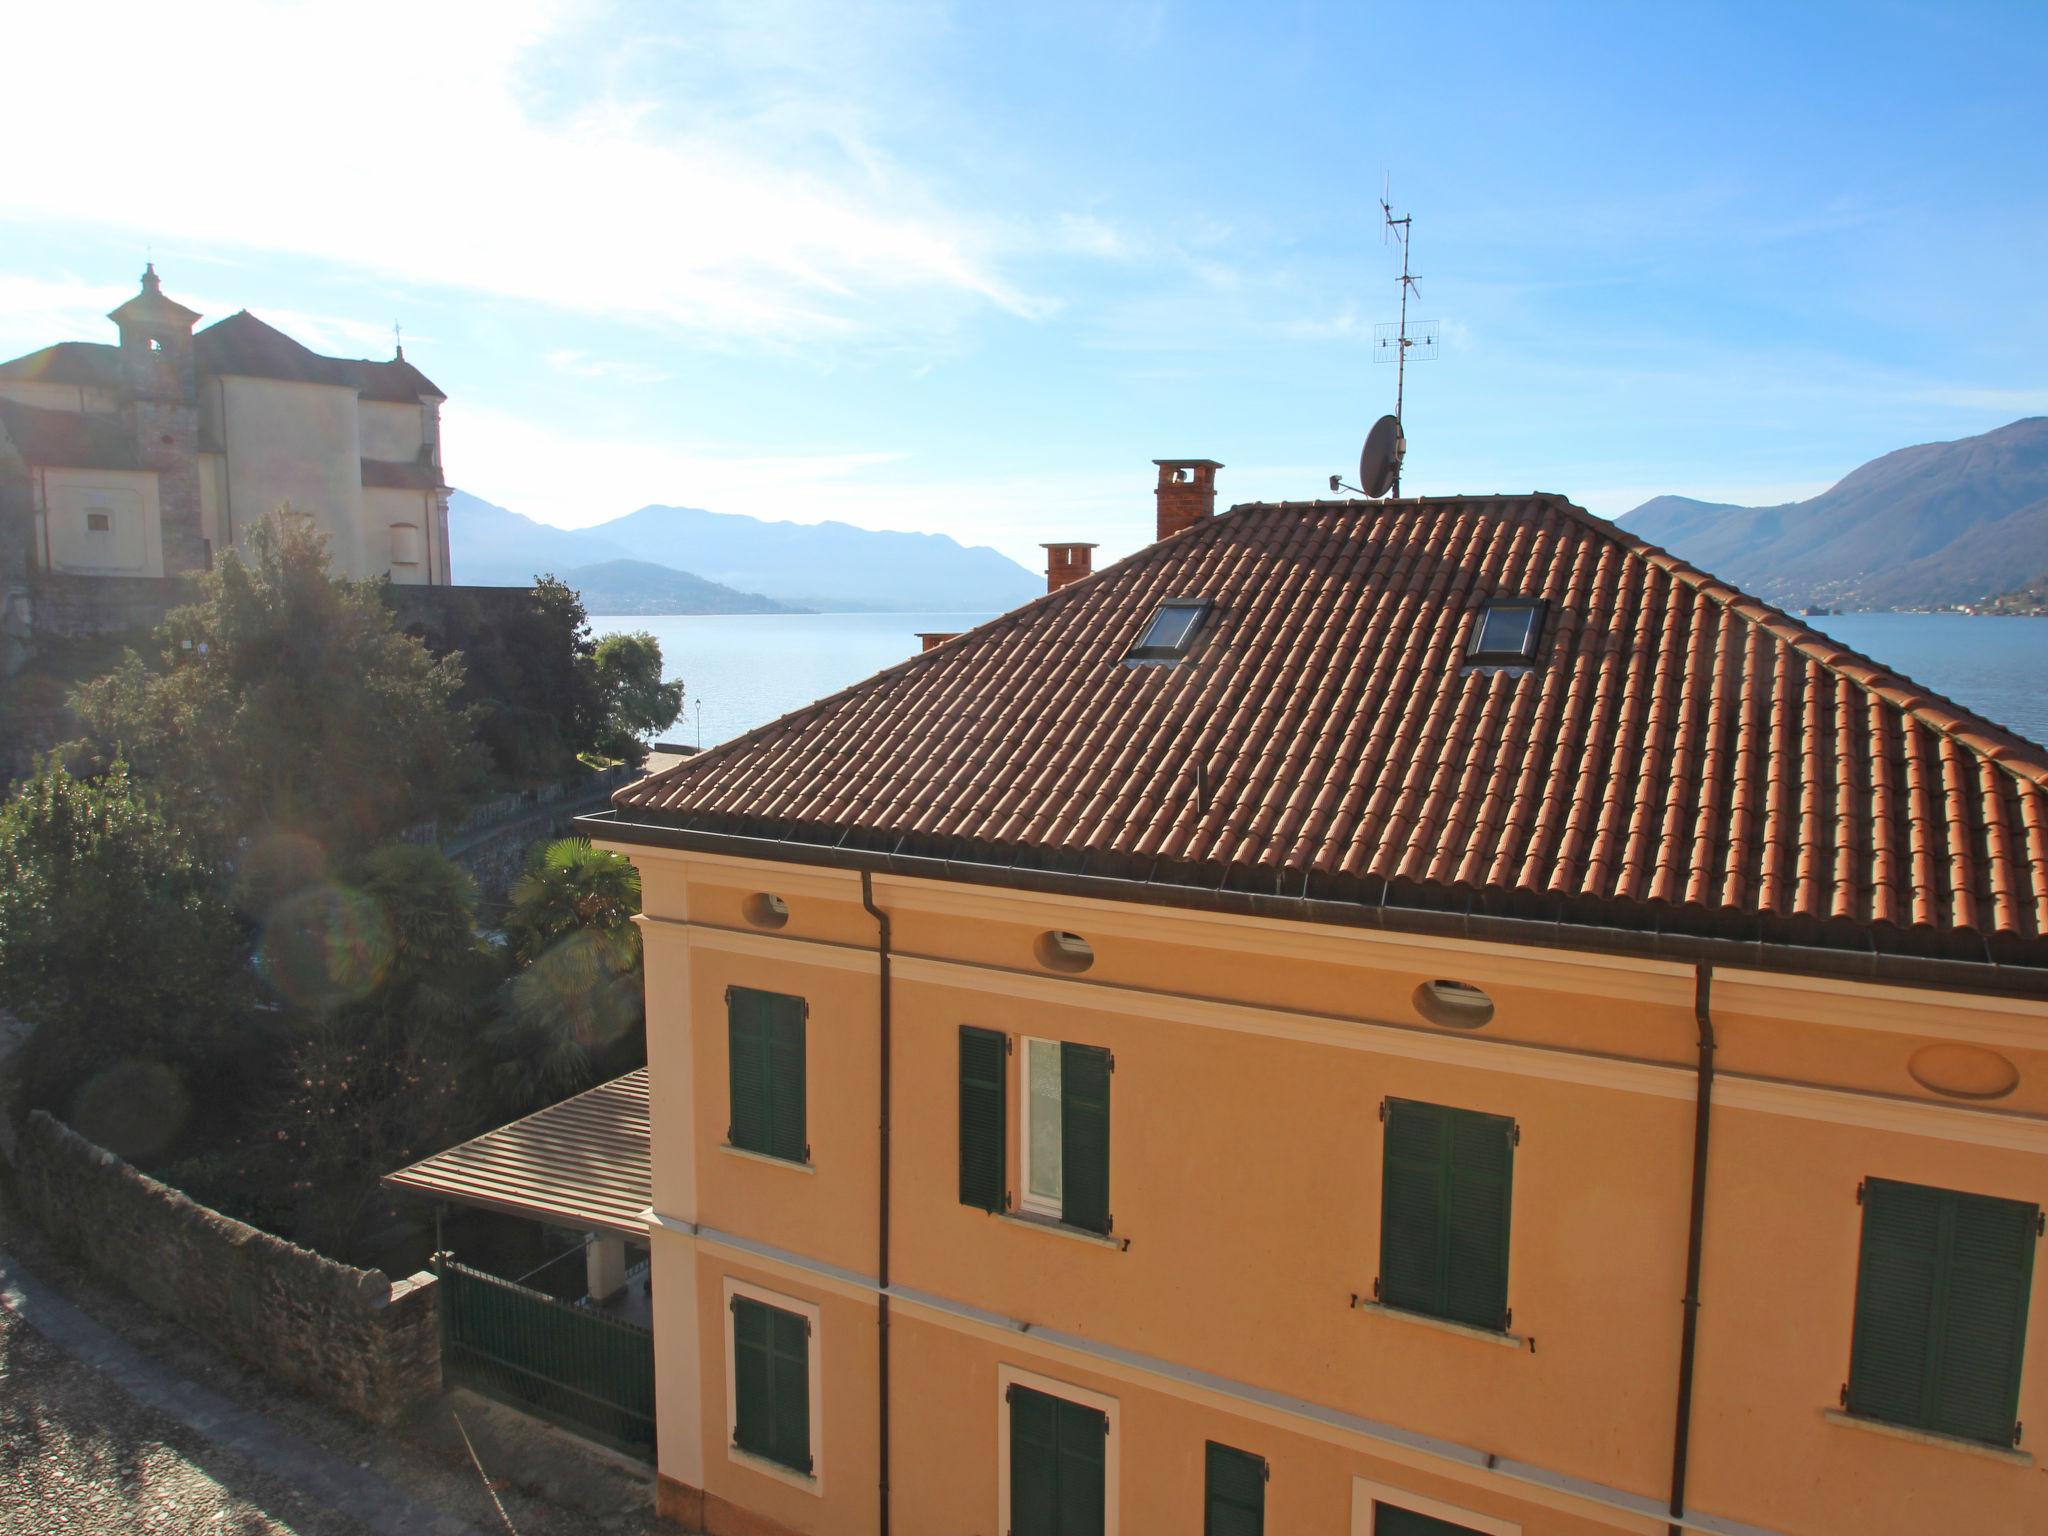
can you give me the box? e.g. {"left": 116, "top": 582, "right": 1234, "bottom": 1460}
{"left": 595, "top": 503, "right": 1040, "bottom": 612}
{"left": 562, "top": 559, "right": 798, "bottom": 615}
{"left": 448, "top": 490, "right": 1041, "bottom": 612}
{"left": 448, "top": 490, "right": 629, "bottom": 585}
{"left": 1621, "top": 418, "right": 2048, "bottom": 610}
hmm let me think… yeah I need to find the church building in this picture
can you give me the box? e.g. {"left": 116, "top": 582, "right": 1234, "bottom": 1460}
{"left": 0, "top": 265, "right": 450, "bottom": 585}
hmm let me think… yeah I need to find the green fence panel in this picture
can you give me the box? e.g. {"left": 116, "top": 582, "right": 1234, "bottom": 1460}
{"left": 437, "top": 1256, "right": 657, "bottom": 1461}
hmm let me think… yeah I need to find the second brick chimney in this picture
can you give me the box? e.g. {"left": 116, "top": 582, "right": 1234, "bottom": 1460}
{"left": 1154, "top": 459, "right": 1222, "bottom": 541}
{"left": 1042, "top": 542, "right": 1097, "bottom": 593}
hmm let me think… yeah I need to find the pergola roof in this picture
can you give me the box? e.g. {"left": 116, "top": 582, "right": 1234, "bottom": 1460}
{"left": 384, "top": 1069, "right": 650, "bottom": 1239}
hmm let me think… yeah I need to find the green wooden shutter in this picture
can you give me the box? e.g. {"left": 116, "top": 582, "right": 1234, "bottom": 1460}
{"left": 959, "top": 1026, "right": 1007, "bottom": 1212}
{"left": 1444, "top": 1109, "right": 1514, "bottom": 1330}
{"left": 732, "top": 1296, "right": 811, "bottom": 1473}
{"left": 1009, "top": 1385, "right": 1059, "bottom": 1536}
{"left": 765, "top": 996, "right": 807, "bottom": 1163}
{"left": 1381, "top": 1100, "right": 1514, "bottom": 1329}
{"left": 770, "top": 1304, "right": 812, "bottom": 1473}
{"left": 1055, "top": 1396, "right": 1108, "bottom": 1536}
{"left": 1061, "top": 1043, "right": 1112, "bottom": 1234}
{"left": 1850, "top": 1178, "right": 2035, "bottom": 1445}
{"left": 1380, "top": 1099, "right": 1446, "bottom": 1315}
{"left": 731, "top": 1296, "right": 773, "bottom": 1457}
{"left": 727, "top": 989, "right": 771, "bottom": 1154}
{"left": 1372, "top": 1500, "right": 1487, "bottom": 1536}
{"left": 1203, "top": 1441, "right": 1265, "bottom": 1536}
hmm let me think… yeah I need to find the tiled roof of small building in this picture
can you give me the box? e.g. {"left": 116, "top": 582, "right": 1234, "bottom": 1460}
{"left": 0, "top": 398, "right": 141, "bottom": 470}
{"left": 613, "top": 494, "right": 2048, "bottom": 965}
{"left": 0, "top": 341, "right": 127, "bottom": 389}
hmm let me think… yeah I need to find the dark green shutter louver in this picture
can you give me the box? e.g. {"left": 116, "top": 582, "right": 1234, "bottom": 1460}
{"left": 1848, "top": 1178, "right": 2035, "bottom": 1445}
{"left": 1203, "top": 1441, "right": 1265, "bottom": 1536}
{"left": 727, "top": 987, "right": 806, "bottom": 1162}
{"left": 731, "top": 1296, "right": 812, "bottom": 1473}
{"left": 1061, "top": 1043, "right": 1112, "bottom": 1234}
{"left": 1372, "top": 1500, "right": 1488, "bottom": 1536}
{"left": 1379, "top": 1099, "right": 1514, "bottom": 1330}
{"left": 959, "top": 1026, "right": 1007, "bottom": 1212}
{"left": 1008, "top": 1384, "right": 1106, "bottom": 1536}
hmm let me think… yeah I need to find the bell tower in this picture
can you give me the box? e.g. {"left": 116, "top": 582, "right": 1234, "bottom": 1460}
{"left": 108, "top": 264, "right": 207, "bottom": 573}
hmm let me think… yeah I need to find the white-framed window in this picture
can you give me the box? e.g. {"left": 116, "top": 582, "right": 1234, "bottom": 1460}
{"left": 1350, "top": 1476, "right": 1520, "bottom": 1536}
{"left": 998, "top": 1364, "right": 1119, "bottom": 1536}
{"left": 1021, "top": 1037, "right": 1064, "bottom": 1217}
{"left": 721, "top": 1276, "right": 824, "bottom": 1496}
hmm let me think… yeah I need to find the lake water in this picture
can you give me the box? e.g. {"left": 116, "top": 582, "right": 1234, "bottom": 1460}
{"left": 593, "top": 609, "right": 2048, "bottom": 752}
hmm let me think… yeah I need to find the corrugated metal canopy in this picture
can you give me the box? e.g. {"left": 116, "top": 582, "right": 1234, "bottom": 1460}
{"left": 383, "top": 1070, "right": 650, "bottom": 1239}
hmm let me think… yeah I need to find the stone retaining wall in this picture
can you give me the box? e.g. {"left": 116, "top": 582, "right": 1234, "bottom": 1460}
{"left": 10, "top": 1109, "right": 441, "bottom": 1424}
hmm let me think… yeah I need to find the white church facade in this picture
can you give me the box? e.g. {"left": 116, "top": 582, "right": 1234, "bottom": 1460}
{"left": 0, "top": 266, "right": 450, "bottom": 585}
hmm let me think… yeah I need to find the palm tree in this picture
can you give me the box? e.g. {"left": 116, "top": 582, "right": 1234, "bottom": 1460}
{"left": 504, "top": 837, "right": 640, "bottom": 969}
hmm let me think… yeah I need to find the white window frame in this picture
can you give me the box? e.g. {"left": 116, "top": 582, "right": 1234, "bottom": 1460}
{"left": 997, "top": 1364, "right": 1119, "bottom": 1536}
{"left": 721, "top": 1276, "right": 824, "bottom": 1496}
{"left": 1019, "top": 1036, "right": 1064, "bottom": 1218}
{"left": 1350, "top": 1476, "right": 1520, "bottom": 1536}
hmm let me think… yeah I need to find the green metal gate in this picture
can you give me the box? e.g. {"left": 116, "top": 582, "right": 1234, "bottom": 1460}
{"left": 435, "top": 1255, "right": 656, "bottom": 1461}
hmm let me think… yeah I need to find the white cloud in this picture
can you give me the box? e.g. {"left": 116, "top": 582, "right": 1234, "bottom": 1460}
{"left": 8, "top": 1, "right": 1044, "bottom": 346}
{"left": 1916, "top": 386, "right": 2048, "bottom": 415}
{"left": 545, "top": 350, "right": 673, "bottom": 385}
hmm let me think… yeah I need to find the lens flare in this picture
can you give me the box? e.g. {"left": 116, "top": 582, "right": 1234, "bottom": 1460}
{"left": 259, "top": 882, "right": 395, "bottom": 1008}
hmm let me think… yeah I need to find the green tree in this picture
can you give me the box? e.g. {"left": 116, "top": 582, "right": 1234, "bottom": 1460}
{"left": 71, "top": 510, "right": 483, "bottom": 857}
{"left": 0, "top": 758, "right": 244, "bottom": 1142}
{"left": 487, "top": 838, "right": 644, "bottom": 1107}
{"left": 590, "top": 630, "right": 683, "bottom": 765}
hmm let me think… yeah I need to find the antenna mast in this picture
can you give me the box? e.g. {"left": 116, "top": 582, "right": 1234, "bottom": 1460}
{"left": 1373, "top": 193, "right": 1438, "bottom": 496}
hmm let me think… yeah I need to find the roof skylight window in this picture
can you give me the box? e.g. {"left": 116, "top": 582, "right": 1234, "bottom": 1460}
{"left": 1127, "top": 598, "right": 1210, "bottom": 663}
{"left": 1466, "top": 598, "right": 1547, "bottom": 667}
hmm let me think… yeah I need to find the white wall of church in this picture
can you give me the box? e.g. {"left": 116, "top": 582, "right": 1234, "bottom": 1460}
{"left": 216, "top": 374, "right": 372, "bottom": 579}
{"left": 365, "top": 486, "right": 437, "bottom": 584}
{"left": 358, "top": 400, "right": 428, "bottom": 464}
{"left": 40, "top": 468, "right": 165, "bottom": 577}
{"left": 0, "top": 380, "right": 122, "bottom": 415}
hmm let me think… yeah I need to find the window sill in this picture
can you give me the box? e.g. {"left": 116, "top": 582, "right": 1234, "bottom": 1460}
{"left": 719, "top": 1144, "right": 814, "bottom": 1174}
{"left": 1821, "top": 1409, "right": 2031, "bottom": 1465}
{"left": 1353, "top": 1300, "right": 1523, "bottom": 1349}
{"left": 997, "top": 1211, "right": 1123, "bottom": 1249}
{"left": 727, "top": 1444, "right": 822, "bottom": 1494}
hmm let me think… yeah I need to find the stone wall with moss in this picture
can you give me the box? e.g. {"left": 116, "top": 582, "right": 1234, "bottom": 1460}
{"left": 10, "top": 1109, "right": 440, "bottom": 1424}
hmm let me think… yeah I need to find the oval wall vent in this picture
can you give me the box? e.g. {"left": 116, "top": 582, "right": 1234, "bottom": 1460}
{"left": 1415, "top": 979, "right": 1495, "bottom": 1029}
{"left": 742, "top": 893, "right": 790, "bottom": 930}
{"left": 1907, "top": 1043, "right": 2019, "bottom": 1101}
{"left": 1035, "top": 930, "right": 1095, "bottom": 974}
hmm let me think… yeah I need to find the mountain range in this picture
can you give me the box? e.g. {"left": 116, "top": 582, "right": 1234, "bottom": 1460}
{"left": 448, "top": 491, "right": 1041, "bottom": 613}
{"left": 1621, "top": 418, "right": 2048, "bottom": 610}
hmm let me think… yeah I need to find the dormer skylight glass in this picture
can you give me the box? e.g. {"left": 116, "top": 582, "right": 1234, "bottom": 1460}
{"left": 1466, "top": 598, "right": 1547, "bottom": 667}
{"left": 1128, "top": 598, "right": 1210, "bottom": 663}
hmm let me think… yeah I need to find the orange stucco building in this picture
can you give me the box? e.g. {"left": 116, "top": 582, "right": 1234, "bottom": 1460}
{"left": 584, "top": 464, "right": 2048, "bottom": 1536}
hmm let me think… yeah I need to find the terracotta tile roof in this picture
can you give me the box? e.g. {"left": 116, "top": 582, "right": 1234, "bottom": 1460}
{"left": 196, "top": 312, "right": 445, "bottom": 402}
{"left": 0, "top": 341, "right": 127, "bottom": 389}
{"left": 612, "top": 495, "right": 2048, "bottom": 965}
{"left": 360, "top": 457, "right": 444, "bottom": 491}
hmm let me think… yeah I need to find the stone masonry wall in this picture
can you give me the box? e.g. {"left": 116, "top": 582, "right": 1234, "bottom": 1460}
{"left": 10, "top": 1110, "right": 441, "bottom": 1424}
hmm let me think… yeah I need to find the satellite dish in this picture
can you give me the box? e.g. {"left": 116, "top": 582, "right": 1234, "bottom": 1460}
{"left": 1359, "top": 413, "right": 1405, "bottom": 498}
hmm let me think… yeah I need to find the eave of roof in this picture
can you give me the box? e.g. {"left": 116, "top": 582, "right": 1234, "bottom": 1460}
{"left": 0, "top": 342, "right": 126, "bottom": 389}
{"left": 602, "top": 492, "right": 2048, "bottom": 979}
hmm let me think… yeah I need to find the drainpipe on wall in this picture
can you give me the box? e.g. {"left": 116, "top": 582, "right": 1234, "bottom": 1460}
{"left": 1667, "top": 961, "right": 1715, "bottom": 1536}
{"left": 860, "top": 870, "right": 894, "bottom": 1536}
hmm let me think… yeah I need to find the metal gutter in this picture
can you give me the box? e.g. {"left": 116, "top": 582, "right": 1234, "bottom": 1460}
{"left": 1668, "top": 963, "right": 1715, "bottom": 1535}
{"left": 576, "top": 812, "right": 2048, "bottom": 1000}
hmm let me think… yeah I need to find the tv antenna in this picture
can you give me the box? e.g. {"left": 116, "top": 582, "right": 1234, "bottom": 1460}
{"left": 1372, "top": 191, "right": 1437, "bottom": 494}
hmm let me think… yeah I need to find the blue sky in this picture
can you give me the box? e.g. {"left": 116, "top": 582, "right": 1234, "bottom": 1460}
{"left": 7, "top": 1, "right": 2045, "bottom": 568}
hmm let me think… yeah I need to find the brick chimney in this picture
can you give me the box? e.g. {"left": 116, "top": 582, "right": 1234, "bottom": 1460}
{"left": 1154, "top": 459, "right": 1222, "bottom": 541}
{"left": 915, "top": 631, "right": 959, "bottom": 652}
{"left": 1042, "top": 542, "right": 1097, "bottom": 594}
